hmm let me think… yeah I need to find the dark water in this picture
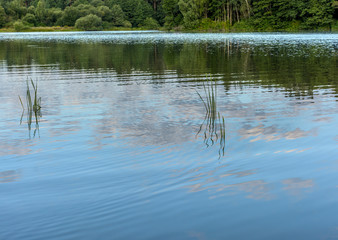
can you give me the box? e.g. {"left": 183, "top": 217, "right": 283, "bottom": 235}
{"left": 0, "top": 31, "right": 337, "bottom": 240}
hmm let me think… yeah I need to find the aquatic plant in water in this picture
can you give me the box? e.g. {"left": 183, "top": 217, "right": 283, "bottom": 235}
{"left": 19, "top": 79, "right": 42, "bottom": 138}
{"left": 196, "top": 78, "right": 226, "bottom": 158}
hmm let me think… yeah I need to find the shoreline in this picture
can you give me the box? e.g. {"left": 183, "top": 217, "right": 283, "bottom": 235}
{"left": 1, "top": 26, "right": 337, "bottom": 33}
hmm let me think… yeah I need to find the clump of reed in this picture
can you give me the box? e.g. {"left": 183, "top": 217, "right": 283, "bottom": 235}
{"left": 196, "top": 78, "right": 226, "bottom": 159}
{"left": 19, "top": 79, "right": 42, "bottom": 137}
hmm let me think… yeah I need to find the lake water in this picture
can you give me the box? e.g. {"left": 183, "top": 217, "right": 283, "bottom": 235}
{"left": 0, "top": 31, "right": 337, "bottom": 240}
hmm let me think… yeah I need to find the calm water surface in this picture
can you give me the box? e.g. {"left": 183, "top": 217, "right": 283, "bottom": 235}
{"left": 0, "top": 31, "right": 338, "bottom": 239}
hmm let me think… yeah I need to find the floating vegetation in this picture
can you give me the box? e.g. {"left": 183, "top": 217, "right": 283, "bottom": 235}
{"left": 19, "top": 79, "right": 42, "bottom": 138}
{"left": 196, "top": 78, "right": 226, "bottom": 159}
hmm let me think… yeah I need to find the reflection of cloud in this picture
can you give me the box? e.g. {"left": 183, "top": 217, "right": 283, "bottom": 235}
{"left": 188, "top": 231, "right": 206, "bottom": 240}
{"left": 239, "top": 124, "right": 317, "bottom": 142}
{"left": 313, "top": 117, "right": 332, "bottom": 122}
{"left": 284, "top": 128, "right": 313, "bottom": 140}
{"left": 231, "top": 180, "right": 272, "bottom": 200}
{"left": 274, "top": 148, "right": 312, "bottom": 154}
{"left": 282, "top": 178, "right": 314, "bottom": 196}
{"left": 0, "top": 170, "right": 20, "bottom": 183}
{"left": 186, "top": 178, "right": 272, "bottom": 200}
{"left": 0, "top": 139, "right": 33, "bottom": 156}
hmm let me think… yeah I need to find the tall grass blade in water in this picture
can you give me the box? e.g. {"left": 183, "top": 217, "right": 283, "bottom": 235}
{"left": 196, "top": 78, "right": 226, "bottom": 159}
{"left": 19, "top": 79, "right": 42, "bottom": 138}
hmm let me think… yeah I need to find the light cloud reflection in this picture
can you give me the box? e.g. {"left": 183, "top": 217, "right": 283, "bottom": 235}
{"left": 0, "top": 170, "right": 20, "bottom": 183}
{"left": 179, "top": 165, "right": 316, "bottom": 201}
{"left": 0, "top": 139, "right": 34, "bottom": 156}
{"left": 181, "top": 167, "right": 274, "bottom": 200}
{"left": 282, "top": 178, "right": 314, "bottom": 197}
{"left": 239, "top": 124, "right": 317, "bottom": 142}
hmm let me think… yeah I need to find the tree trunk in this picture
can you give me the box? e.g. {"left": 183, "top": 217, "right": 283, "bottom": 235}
{"left": 153, "top": 0, "right": 157, "bottom": 11}
{"left": 230, "top": 4, "right": 232, "bottom": 25}
{"left": 244, "top": 0, "right": 251, "bottom": 17}
{"left": 227, "top": 2, "right": 230, "bottom": 22}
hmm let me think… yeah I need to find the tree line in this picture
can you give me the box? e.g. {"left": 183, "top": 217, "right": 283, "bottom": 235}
{"left": 0, "top": 0, "right": 337, "bottom": 31}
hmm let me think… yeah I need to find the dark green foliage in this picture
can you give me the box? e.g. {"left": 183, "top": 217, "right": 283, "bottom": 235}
{"left": 0, "top": 5, "right": 7, "bottom": 27}
{"left": 46, "top": 8, "right": 63, "bottom": 25}
{"left": 75, "top": 13, "right": 102, "bottom": 30}
{"left": 110, "top": 4, "right": 124, "bottom": 25}
{"left": 22, "top": 12, "right": 36, "bottom": 25}
{"left": 300, "top": 0, "right": 334, "bottom": 29}
{"left": 141, "top": 17, "right": 159, "bottom": 29}
{"left": 0, "top": 0, "right": 336, "bottom": 30}
{"left": 178, "top": 0, "right": 200, "bottom": 28}
{"left": 13, "top": 19, "right": 29, "bottom": 30}
{"left": 6, "top": 0, "right": 27, "bottom": 20}
{"left": 90, "top": 0, "right": 103, "bottom": 7}
{"left": 35, "top": 0, "right": 46, "bottom": 23}
{"left": 27, "top": 5, "right": 34, "bottom": 14}
{"left": 114, "top": 0, "right": 153, "bottom": 27}
{"left": 60, "top": 3, "right": 99, "bottom": 26}
{"left": 162, "top": 0, "right": 182, "bottom": 28}
{"left": 252, "top": 0, "right": 334, "bottom": 30}
{"left": 97, "top": 5, "right": 111, "bottom": 21}
{"left": 73, "top": 0, "right": 89, "bottom": 7}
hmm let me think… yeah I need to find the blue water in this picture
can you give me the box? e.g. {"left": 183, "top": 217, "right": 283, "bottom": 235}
{"left": 0, "top": 32, "right": 337, "bottom": 240}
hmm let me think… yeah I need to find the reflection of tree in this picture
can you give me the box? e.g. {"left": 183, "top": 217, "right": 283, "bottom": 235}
{"left": 0, "top": 39, "right": 336, "bottom": 96}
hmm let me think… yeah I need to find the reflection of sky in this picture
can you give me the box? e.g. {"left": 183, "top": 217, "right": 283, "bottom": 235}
{"left": 1, "top": 66, "right": 336, "bottom": 194}
{"left": 0, "top": 35, "right": 338, "bottom": 239}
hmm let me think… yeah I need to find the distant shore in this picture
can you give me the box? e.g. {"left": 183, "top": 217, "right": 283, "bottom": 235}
{"left": 0, "top": 26, "right": 146, "bottom": 32}
{"left": 1, "top": 26, "right": 337, "bottom": 33}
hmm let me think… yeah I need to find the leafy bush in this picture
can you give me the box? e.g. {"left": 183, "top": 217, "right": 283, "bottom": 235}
{"left": 198, "top": 18, "right": 229, "bottom": 32}
{"left": 231, "top": 20, "right": 255, "bottom": 32}
{"left": 75, "top": 14, "right": 102, "bottom": 30}
{"left": 332, "top": 20, "right": 338, "bottom": 32}
{"left": 122, "top": 20, "right": 132, "bottom": 28}
{"left": 90, "top": 0, "right": 103, "bottom": 7}
{"left": 13, "top": 20, "right": 30, "bottom": 31}
{"left": 61, "top": 4, "right": 100, "bottom": 26}
{"left": 141, "top": 17, "right": 160, "bottom": 29}
{"left": 22, "top": 13, "right": 36, "bottom": 26}
{"left": 97, "top": 6, "right": 112, "bottom": 22}
{"left": 27, "top": 6, "right": 35, "bottom": 14}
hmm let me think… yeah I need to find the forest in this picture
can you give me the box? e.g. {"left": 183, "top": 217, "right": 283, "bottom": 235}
{"left": 0, "top": 0, "right": 337, "bottom": 31}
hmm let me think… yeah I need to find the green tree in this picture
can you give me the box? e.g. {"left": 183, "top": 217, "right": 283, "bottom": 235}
{"left": 141, "top": 16, "right": 159, "bottom": 28}
{"left": 60, "top": 3, "right": 99, "bottom": 26}
{"left": 6, "top": 0, "right": 27, "bottom": 19}
{"left": 162, "top": 0, "right": 182, "bottom": 28}
{"left": 13, "top": 19, "right": 29, "bottom": 30}
{"left": 97, "top": 5, "right": 112, "bottom": 21}
{"left": 22, "top": 12, "right": 36, "bottom": 25}
{"left": 75, "top": 13, "right": 102, "bottom": 30}
{"left": 110, "top": 4, "right": 124, "bottom": 25}
{"left": 178, "top": 0, "right": 200, "bottom": 28}
{"left": 35, "top": 0, "right": 47, "bottom": 24}
{"left": 0, "top": 5, "right": 7, "bottom": 27}
{"left": 114, "top": 0, "right": 153, "bottom": 26}
{"left": 46, "top": 7, "right": 63, "bottom": 25}
{"left": 90, "top": 0, "right": 103, "bottom": 7}
{"left": 301, "top": 0, "right": 334, "bottom": 29}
